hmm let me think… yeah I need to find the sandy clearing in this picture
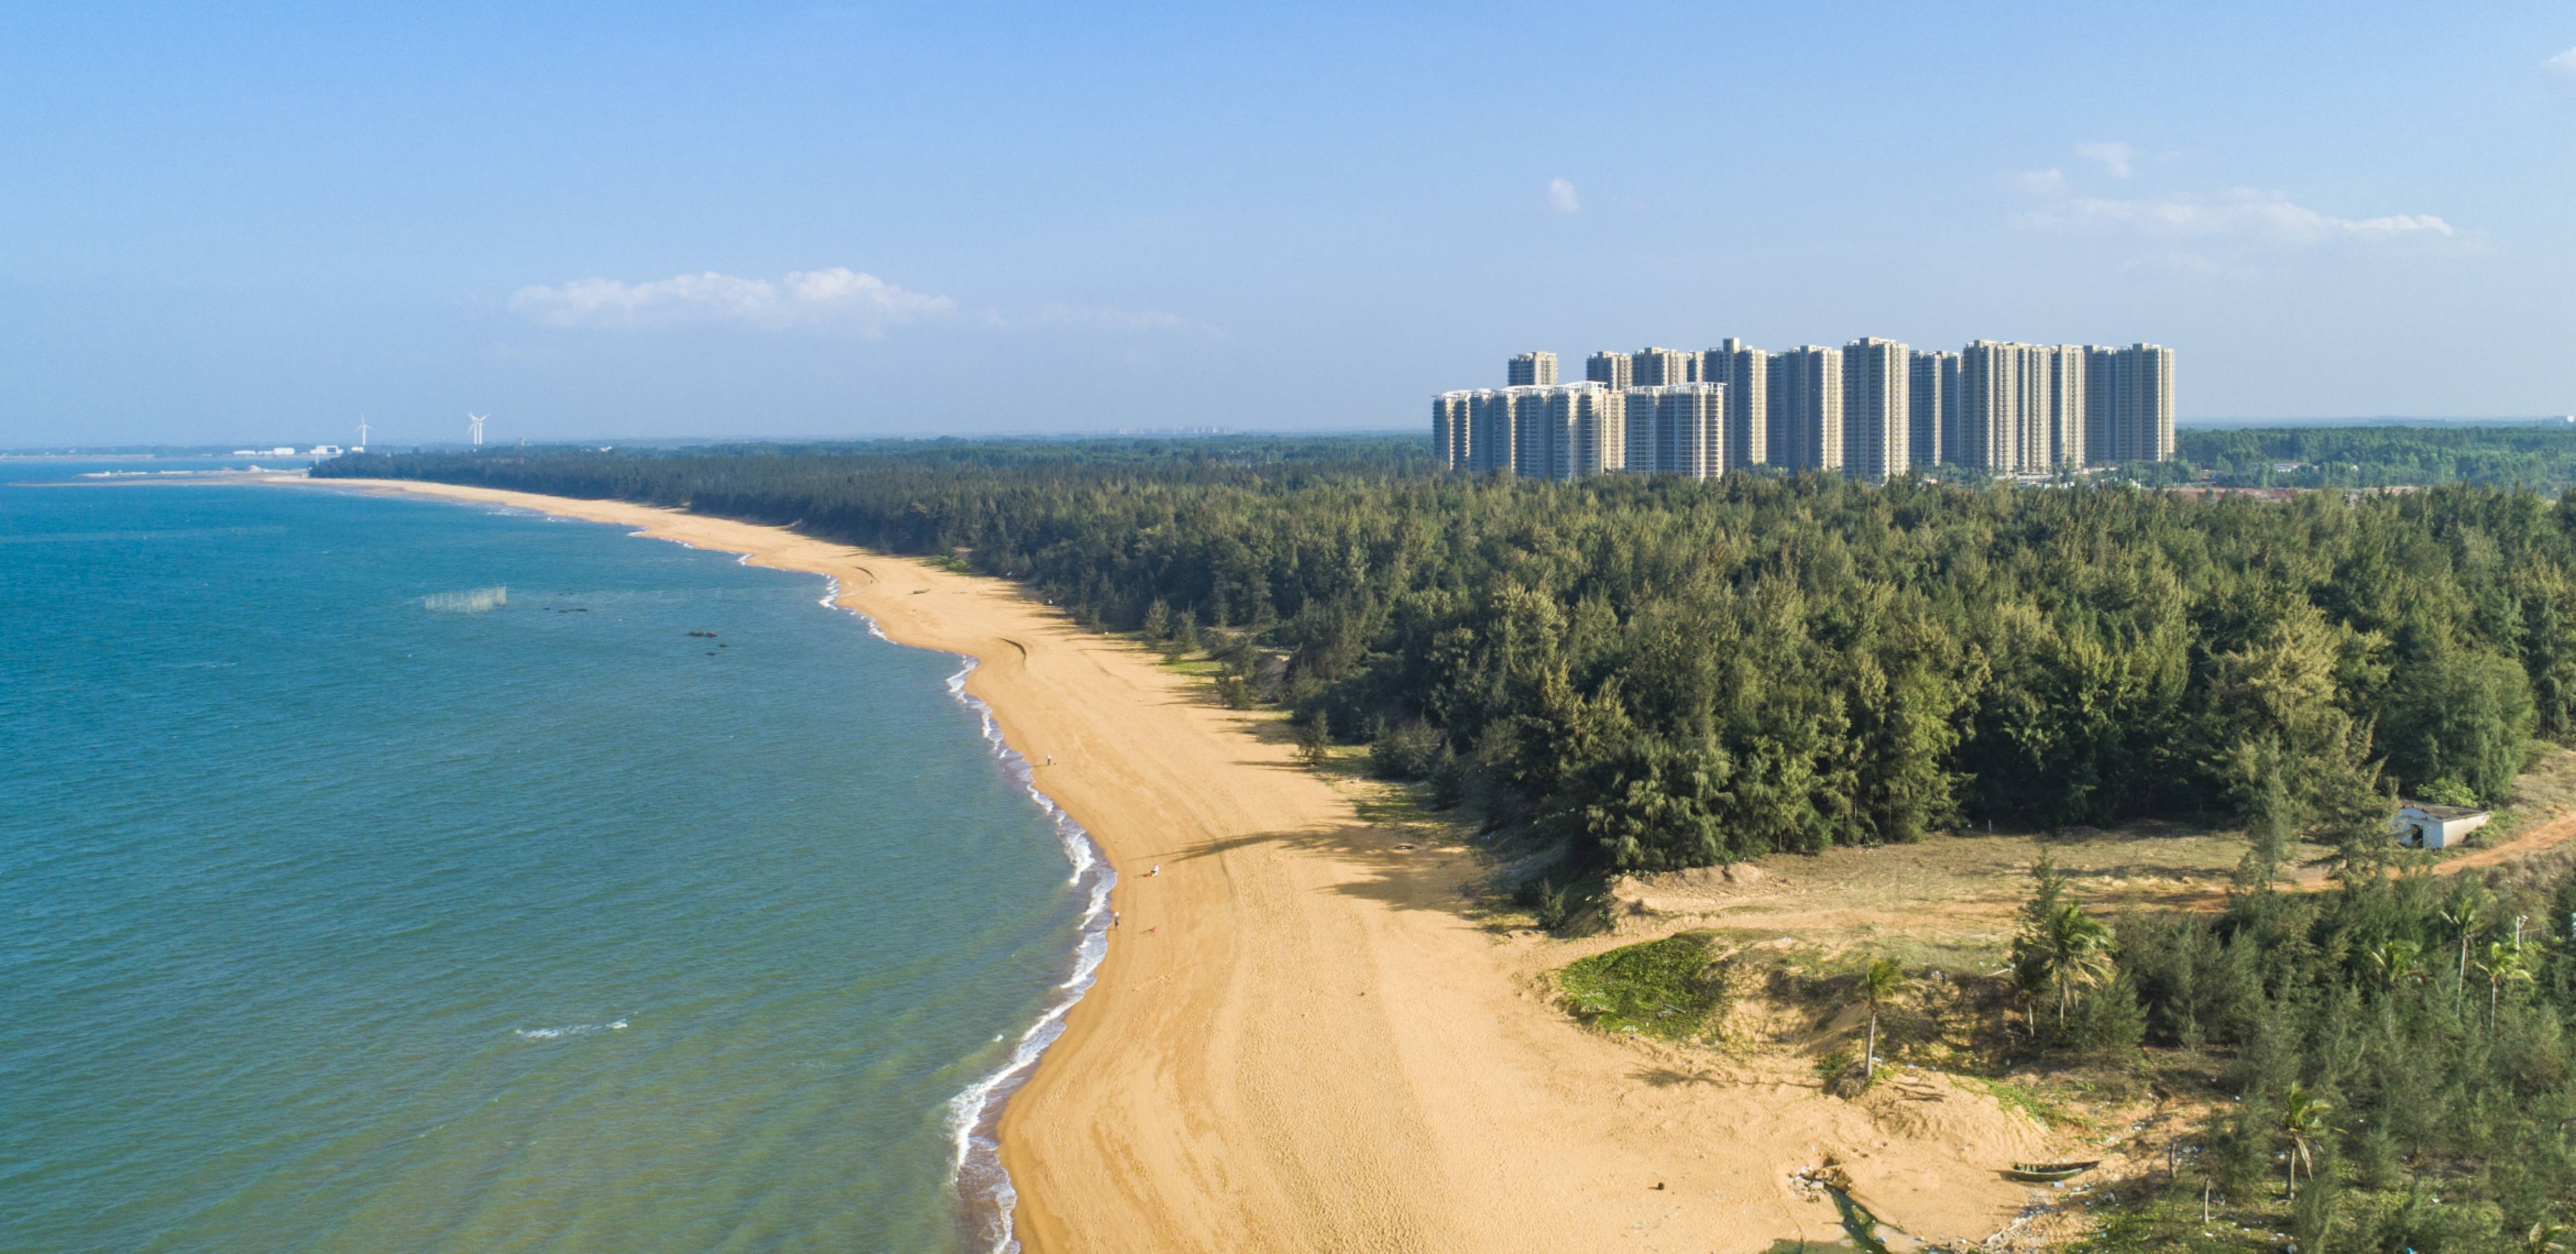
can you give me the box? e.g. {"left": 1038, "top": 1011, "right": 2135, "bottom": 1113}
{"left": 301, "top": 479, "right": 2056, "bottom": 1253}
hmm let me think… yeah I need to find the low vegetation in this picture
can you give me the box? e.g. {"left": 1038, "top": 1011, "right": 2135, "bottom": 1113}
{"left": 1555, "top": 933, "right": 1728, "bottom": 1040}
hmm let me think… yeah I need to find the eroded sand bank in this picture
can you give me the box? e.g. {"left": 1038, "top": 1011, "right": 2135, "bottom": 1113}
{"left": 308, "top": 479, "right": 2052, "bottom": 1253}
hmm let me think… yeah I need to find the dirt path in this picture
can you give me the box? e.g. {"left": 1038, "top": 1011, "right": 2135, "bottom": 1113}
{"left": 2144, "top": 810, "right": 2576, "bottom": 913}
{"left": 2422, "top": 810, "right": 2576, "bottom": 875}
{"left": 294, "top": 479, "right": 2075, "bottom": 1253}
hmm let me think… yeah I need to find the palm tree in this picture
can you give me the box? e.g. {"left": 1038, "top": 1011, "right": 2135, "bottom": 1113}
{"left": 2475, "top": 939, "right": 2535, "bottom": 1032}
{"left": 2278, "top": 1082, "right": 2331, "bottom": 1201}
{"left": 2445, "top": 899, "right": 2488, "bottom": 988}
{"left": 1860, "top": 959, "right": 1905, "bottom": 1082}
{"left": 2368, "top": 938, "right": 2422, "bottom": 993}
{"left": 2020, "top": 901, "right": 2116, "bottom": 1030}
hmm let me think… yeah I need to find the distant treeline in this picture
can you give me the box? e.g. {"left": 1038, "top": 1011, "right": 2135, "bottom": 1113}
{"left": 325, "top": 439, "right": 2576, "bottom": 873}
{"left": 2175, "top": 424, "right": 2576, "bottom": 490}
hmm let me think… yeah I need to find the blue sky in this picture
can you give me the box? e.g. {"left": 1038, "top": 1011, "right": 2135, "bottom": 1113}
{"left": 6, "top": 2, "right": 2574, "bottom": 445}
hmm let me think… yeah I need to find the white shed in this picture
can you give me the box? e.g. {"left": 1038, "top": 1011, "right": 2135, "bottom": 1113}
{"left": 2394, "top": 803, "right": 2491, "bottom": 850}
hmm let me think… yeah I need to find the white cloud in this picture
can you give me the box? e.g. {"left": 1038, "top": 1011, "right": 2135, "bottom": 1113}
{"left": 2548, "top": 46, "right": 2576, "bottom": 75}
{"left": 1548, "top": 177, "right": 1580, "bottom": 213}
{"left": 2014, "top": 188, "right": 2456, "bottom": 244}
{"left": 2009, "top": 168, "right": 2068, "bottom": 195}
{"left": 509, "top": 267, "right": 953, "bottom": 334}
{"left": 2075, "top": 140, "right": 2135, "bottom": 178}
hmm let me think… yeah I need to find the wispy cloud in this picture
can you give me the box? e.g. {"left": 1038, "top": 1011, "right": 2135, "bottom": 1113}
{"left": 2009, "top": 168, "right": 2068, "bottom": 195}
{"left": 1548, "top": 177, "right": 1580, "bottom": 214}
{"left": 2548, "top": 46, "right": 2576, "bottom": 76}
{"left": 509, "top": 267, "right": 953, "bottom": 334}
{"left": 2074, "top": 140, "right": 2135, "bottom": 178}
{"left": 2015, "top": 188, "right": 2455, "bottom": 244}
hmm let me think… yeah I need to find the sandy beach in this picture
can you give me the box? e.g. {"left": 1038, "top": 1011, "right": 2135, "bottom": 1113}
{"left": 310, "top": 479, "right": 2057, "bottom": 1253}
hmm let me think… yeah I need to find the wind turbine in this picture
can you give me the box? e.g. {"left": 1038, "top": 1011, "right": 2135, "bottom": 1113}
{"left": 468, "top": 413, "right": 488, "bottom": 446}
{"left": 354, "top": 416, "right": 369, "bottom": 451}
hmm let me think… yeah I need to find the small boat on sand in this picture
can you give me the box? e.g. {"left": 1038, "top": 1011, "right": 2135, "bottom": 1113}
{"left": 2007, "top": 1160, "right": 2099, "bottom": 1182}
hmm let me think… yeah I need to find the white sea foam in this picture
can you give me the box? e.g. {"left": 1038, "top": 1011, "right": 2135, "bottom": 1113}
{"left": 423, "top": 585, "right": 508, "bottom": 614}
{"left": 817, "top": 576, "right": 891, "bottom": 640}
{"left": 934, "top": 655, "right": 1114, "bottom": 1254}
{"left": 512, "top": 1019, "right": 629, "bottom": 1041}
{"left": 809, "top": 572, "right": 1101, "bottom": 1251}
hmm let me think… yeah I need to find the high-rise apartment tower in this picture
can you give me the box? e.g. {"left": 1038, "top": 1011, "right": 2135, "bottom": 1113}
{"left": 2047, "top": 346, "right": 2087, "bottom": 469}
{"left": 2081, "top": 347, "right": 2117, "bottom": 467}
{"left": 1515, "top": 382, "right": 1625, "bottom": 479}
{"left": 1433, "top": 392, "right": 1472, "bottom": 469}
{"left": 1630, "top": 346, "right": 1695, "bottom": 387}
{"left": 1700, "top": 339, "right": 1769, "bottom": 470}
{"left": 1508, "top": 351, "right": 1558, "bottom": 387}
{"left": 1623, "top": 384, "right": 1728, "bottom": 479}
{"left": 1841, "top": 337, "right": 1911, "bottom": 483}
{"left": 1955, "top": 341, "right": 2029, "bottom": 473}
{"left": 2108, "top": 344, "right": 2176, "bottom": 463}
{"left": 1908, "top": 349, "right": 1956, "bottom": 468}
{"left": 1769, "top": 346, "right": 1844, "bottom": 473}
{"left": 1585, "top": 351, "right": 1634, "bottom": 391}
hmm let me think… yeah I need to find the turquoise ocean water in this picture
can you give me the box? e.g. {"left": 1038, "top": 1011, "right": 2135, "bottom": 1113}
{"left": 0, "top": 462, "right": 1104, "bottom": 1252}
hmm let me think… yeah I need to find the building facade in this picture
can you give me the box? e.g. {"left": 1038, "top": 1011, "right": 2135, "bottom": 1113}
{"left": 1433, "top": 391, "right": 1472, "bottom": 469}
{"left": 1955, "top": 340, "right": 2027, "bottom": 473}
{"left": 1585, "top": 351, "right": 1634, "bottom": 391}
{"left": 2107, "top": 343, "right": 2176, "bottom": 463}
{"left": 1519, "top": 383, "right": 1625, "bottom": 479}
{"left": 1908, "top": 348, "right": 1955, "bottom": 468}
{"left": 2081, "top": 347, "right": 2118, "bottom": 467}
{"left": 1769, "top": 346, "right": 1844, "bottom": 473}
{"left": 2047, "top": 345, "right": 2088, "bottom": 470}
{"left": 1623, "top": 383, "right": 1728, "bottom": 479}
{"left": 1841, "top": 337, "right": 1911, "bottom": 482}
{"left": 1508, "top": 351, "right": 1559, "bottom": 387}
{"left": 1701, "top": 339, "right": 1769, "bottom": 470}
{"left": 1630, "top": 346, "right": 1695, "bottom": 387}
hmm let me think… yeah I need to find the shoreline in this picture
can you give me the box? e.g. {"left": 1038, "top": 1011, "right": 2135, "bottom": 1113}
{"left": 933, "top": 653, "right": 1115, "bottom": 1253}
{"left": 293, "top": 477, "right": 2054, "bottom": 1254}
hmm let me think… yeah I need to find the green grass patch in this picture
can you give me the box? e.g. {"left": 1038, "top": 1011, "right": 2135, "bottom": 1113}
{"left": 1972, "top": 1075, "right": 2072, "bottom": 1128}
{"left": 1558, "top": 932, "right": 1727, "bottom": 1040}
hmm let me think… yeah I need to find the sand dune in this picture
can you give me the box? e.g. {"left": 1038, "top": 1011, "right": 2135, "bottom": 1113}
{"left": 308, "top": 479, "right": 2051, "bottom": 1253}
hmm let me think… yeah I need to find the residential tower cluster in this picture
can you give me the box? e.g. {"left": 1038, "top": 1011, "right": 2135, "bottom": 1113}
{"left": 1433, "top": 339, "right": 2175, "bottom": 481}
